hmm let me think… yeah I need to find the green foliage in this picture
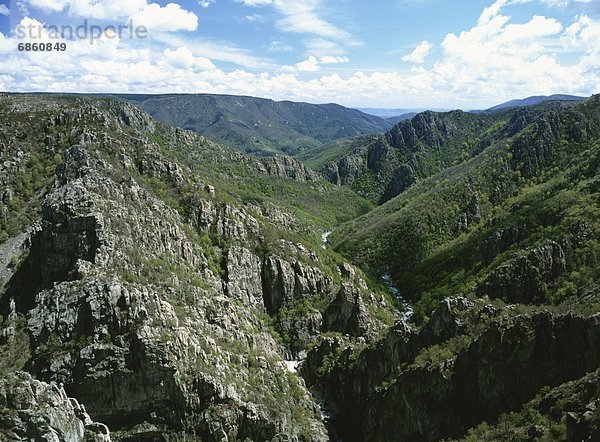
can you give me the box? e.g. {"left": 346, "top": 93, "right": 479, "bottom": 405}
{"left": 332, "top": 99, "right": 600, "bottom": 321}
{"left": 0, "top": 148, "right": 63, "bottom": 242}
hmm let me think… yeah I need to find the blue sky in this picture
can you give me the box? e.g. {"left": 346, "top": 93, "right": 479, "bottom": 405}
{"left": 0, "top": 0, "right": 599, "bottom": 108}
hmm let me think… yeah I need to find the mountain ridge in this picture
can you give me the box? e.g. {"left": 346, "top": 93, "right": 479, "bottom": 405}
{"left": 112, "top": 93, "right": 398, "bottom": 157}
{"left": 486, "top": 94, "right": 587, "bottom": 112}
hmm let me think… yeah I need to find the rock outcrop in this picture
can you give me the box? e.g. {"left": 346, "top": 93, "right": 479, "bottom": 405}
{"left": 0, "top": 371, "right": 111, "bottom": 441}
{"left": 477, "top": 240, "right": 567, "bottom": 303}
{"left": 304, "top": 297, "right": 600, "bottom": 441}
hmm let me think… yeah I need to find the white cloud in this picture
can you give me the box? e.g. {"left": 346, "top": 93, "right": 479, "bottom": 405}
{"left": 163, "top": 47, "right": 216, "bottom": 71}
{"left": 402, "top": 41, "right": 433, "bottom": 64}
{"left": 245, "top": 14, "right": 263, "bottom": 22}
{"left": 296, "top": 56, "right": 319, "bottom": 71}
{"left": 293, "top": 55, "right": 349, "bottom": 72}
{"left": 0, "top": 5, "right": 9, "bottom": 15}
{"left": 24, "top": 0, "right": 199, "bottom": 32}
{"left": 237, "top": 0, "right": 361, "bottom": 47}
{"left": 156, "top": 33, "right": 276, "bottom": 69}
{"left": 131, "top": 3, "right": 198, "bottom": 32}
{"left": 199, "top": 0, "right": 215, "bottom": 7}
{"left": 304, "top": 38, "right": 347, "bottom": 57}
{"left": 540, "top": 0, "right": 592, "bottom": 6}
{"left": 25, "top": 0, "right": 67, "bottom": 12}
{"left": 273, "top": 0, "right": 355, "bottom": 41}
{"left": 268, "top": 40, "right": 294, "bottom": 52}
{"left": 26, "top": 0, "right": 147, "bottom": 19}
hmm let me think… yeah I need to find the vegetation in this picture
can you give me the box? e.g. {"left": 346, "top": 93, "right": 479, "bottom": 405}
{"left": 331, "top": 96, "right": 600, "bottom": 323}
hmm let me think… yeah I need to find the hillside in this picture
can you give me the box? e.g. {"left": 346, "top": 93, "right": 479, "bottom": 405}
{"left": 116, "top": 93, "right": 396, "bottom": 156}
{"left": 306, "top": 94, "right": 600, "bottom": 441}
{"left": 486, "top": 94, "right": 586, "bottom": 112}
{"left": 315, "top": 110, "right": 504, "bottom": 203}
{"left": 0, "top": 94, "right": 394, "bottom": 440}
{"left": 317, "top": 101, "right": 587, "bottom": 204}
{"left": 331, "top": 95, "right": 600, "bottom": 317}
{"left": 2, "top": 94, "right": 600, "bottom": 442}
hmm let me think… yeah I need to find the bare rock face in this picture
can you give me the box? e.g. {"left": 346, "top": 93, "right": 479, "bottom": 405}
{"left": 261, "top": 255, "right": 334, "bottom": 315}
{"left": 0, "top": 371, "right": 111, "bottom": 442}
{"left": 184, "top": 196, "right": 261, "bottom": 239}
{"left": 323, "top": 283, "right": 370, "bottom": 336}
{"left": 225, "top": 246, "right": 264, "bottom": 309}
{"left": 258, "top": 155, "right": 320, "bottom": 182}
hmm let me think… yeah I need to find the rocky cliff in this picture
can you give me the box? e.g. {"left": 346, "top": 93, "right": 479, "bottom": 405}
{"left": 318, "top": 110, "right": 498, "bottom": 202}
{"left": 1, "top": 371, "right": 111, "bottom": 441}
{"left": 0, "top": 95, "right": 394, "bottom": 441}
{"left": 2, "top": 93, "right": 600, "bottom": 442}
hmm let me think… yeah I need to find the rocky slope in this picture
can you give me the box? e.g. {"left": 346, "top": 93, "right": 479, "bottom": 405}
{"left": 2, "top": 92, "right": 600, "bottom": 442}
{"left": 317, "top": 110, "right": 501, "bottom": 203}
{"left": 0, "top": 95, "right": 395, "bottom": 440}
{"left": 303, "top": 297, "right": 600, "bottom": 441}
{"left": 1, "top": 371, "right": 111, "bottom": 441}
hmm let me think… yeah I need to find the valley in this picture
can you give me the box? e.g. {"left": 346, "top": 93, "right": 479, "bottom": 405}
{"left": 1, "top": 92, "right": 599, "bottom": 441}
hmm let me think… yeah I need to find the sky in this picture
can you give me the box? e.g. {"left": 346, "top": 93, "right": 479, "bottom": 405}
{"left": 0, "top": 0, "right": 599, "bottom": 109}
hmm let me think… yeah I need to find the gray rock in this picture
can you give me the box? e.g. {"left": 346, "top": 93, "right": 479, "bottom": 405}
{"left": 0, "top": 371, "right": 111, "bottom": 442}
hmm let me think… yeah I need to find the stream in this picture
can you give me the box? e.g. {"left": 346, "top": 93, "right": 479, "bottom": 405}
{"left": 321, "top": 231, "right": 332, "bottom": 249}
{"left": 382, "top": 273, "right": 414, "bottom": 321}
{"left": 320, "top": 230, "right": 413, "bottom": 321}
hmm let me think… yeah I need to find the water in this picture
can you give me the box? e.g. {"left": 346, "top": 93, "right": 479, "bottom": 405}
{"left": 382, "top": 273, "right": 414, "bottom": 321}
{"left": 321, "top": 231, "right": 332, "bottom": 249}
{"left": 283, "top": 360, "right": 300, "bottom": 373}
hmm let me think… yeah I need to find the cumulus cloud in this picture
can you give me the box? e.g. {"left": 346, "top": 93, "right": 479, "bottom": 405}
{"left": 199, "top": 0, "right": 216, "bottom": 7}
{"left": 295, "top": 56, "right": 319, "bottom": 71}
{"left": 2, "top": 0, "right": 600, "bottom": 108}
{"left": 293, "top": 55, "right": 349, "bottom": 72}
{"left": 163, "top": 47, "right": 216, "bottom": 71}
{"left": 131, "top": 3, "right": 198, "bottom": 32}
{"left": 402, "top": 41, "right": 433, "bottom": 64}
{"left": 24, "top": 0, "right": 199, "bottom": 32}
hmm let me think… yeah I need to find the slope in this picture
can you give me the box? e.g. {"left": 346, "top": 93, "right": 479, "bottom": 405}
{"left": 0, "top": 94, "right": 397, "bottom": 440}
{"left": 118, "top": 93, "right": 396, "bottom": 156}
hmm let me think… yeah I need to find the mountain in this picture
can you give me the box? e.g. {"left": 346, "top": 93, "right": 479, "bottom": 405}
{"left": 312, "top": 94, "right": 600, "bottom": 440}
{"left": 314, "top": 109, "right": 505, "bottom": 203}
{"left": 2, "top": 93, "right": 600, "bottom": 441}
{"left": 115, "top": 93, "right": 397, "bottom": 156}
{"left": 0, "top": 94, "right": 394, "bottom": 440}
{"left": 486, "top": 94, "right": 586, "bottom": 112}
{"left": 359, "top": 108, "right": 450, "bottom": 117}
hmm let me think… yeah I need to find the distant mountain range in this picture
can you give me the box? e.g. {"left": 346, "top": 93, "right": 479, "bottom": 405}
{"left": 485, "top": 94, "right": 586, "bottom": 112}
{"left": 359, "top": 108, "right": 449, "bottom": 118}
{"left": 114, "top": 93, "right": 401, "bottom": 156}
{"left": 106, "top": 93, "right": 591, "bottom": 156}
